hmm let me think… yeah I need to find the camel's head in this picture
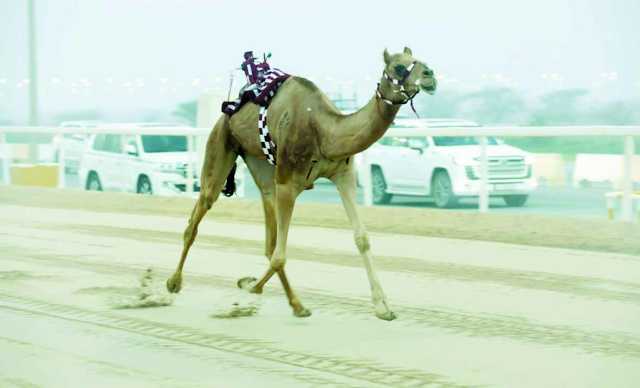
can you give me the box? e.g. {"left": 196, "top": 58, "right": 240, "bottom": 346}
{"left": 382, "top": 47, "right": 437, "bottom": 98}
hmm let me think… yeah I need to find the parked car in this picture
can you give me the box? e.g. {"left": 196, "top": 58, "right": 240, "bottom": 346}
{"left": 53, "top": 121, "right": 98, "bottom": 173}
{"left": 79, "top": 124, "right": 199, "bottom": 196}
{"left": 357, "top": 119, "right": 537, "bottom": 208}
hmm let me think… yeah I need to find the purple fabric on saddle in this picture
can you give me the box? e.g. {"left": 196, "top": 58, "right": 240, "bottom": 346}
{"left": 254, "top": 68, "right": 290, "bottom": 106}
{"left": 221, "top": 51, "right": 290, "bottom": 115}
{"left": 222, "top": 68, "right": 290, "bottom": 116}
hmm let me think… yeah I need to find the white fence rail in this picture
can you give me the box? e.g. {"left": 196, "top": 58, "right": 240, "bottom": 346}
{"left": 1, "top": 125, "right": 638, "bottom": 221}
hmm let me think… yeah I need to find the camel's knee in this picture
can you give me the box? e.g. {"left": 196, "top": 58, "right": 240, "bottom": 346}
{"left": 183, "top": 220, "right": 196, "bottom": 242}
{"left": 270, "top": 255, "right": 286, "bottom": 271}
{"left": 183, "top": 199, "right": 208, "bottom": 243}
{"left": 354, "top": 231, "right": 370, "bottom": 254}
{"left": 203, "top": 191, "right": 217, "bottom": 209}
{"left": 183, "top": 224, "right": 197, "bottom": 244}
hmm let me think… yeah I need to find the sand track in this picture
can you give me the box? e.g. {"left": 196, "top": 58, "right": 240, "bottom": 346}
{"left": 7, "top": 247, "right": 640, "bottom": 359}
{"left": 0, "top": 294, "right": 450, "bottom": 388}
{"left": 1, "top": 188, "right": 639, "bottom": 387}
{"left": 2, "top": 185, "right": 639, "bottom": 255}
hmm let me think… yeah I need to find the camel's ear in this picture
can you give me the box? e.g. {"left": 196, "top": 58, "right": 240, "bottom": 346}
{"left": 403, "top": 46, "right": 413, "bottom": 56}
{"left": 383, "top": 49, "right": 391, "bottom": 65}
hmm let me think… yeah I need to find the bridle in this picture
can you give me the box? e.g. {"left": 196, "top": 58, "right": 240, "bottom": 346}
{"left": 375, "top": 60, "right": 421, "bottom": 117}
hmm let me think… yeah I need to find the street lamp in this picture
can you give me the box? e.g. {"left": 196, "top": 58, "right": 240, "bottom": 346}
{"left": 27, "top": 0, "right": 39, "bottom": 162}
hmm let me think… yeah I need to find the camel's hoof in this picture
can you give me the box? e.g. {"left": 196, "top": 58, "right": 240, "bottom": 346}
{"left": 293, "top": 307, "right": 312, "bottom": 318}
{"left": 250, "top": 286, "right": 263, "bottom": 295}
{"left": 376, "top": 310, "right": 397, "bottom": 321}
{"left": 166, "top": 272, "right": 182, "bottom": 294}
{"left": 237, "top": 276, "right": 257, "bottom": 291}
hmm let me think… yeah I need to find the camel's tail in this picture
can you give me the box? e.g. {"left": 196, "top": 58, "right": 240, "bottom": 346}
{"left": 221, "top": 162, "right": 237, "bottom": 197}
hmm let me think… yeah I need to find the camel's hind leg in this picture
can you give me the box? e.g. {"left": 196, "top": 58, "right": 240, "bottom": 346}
{"left": 248, "top": 181, "right": 301, "bottom": 295}
{"left": 166, "top": 118, "right": 238, "bottom": 293}
{"left": 237, "top": 156, "right": 310, "bottom": 317}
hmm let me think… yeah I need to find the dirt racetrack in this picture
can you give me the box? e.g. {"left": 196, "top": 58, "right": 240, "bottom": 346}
{"left": 1, "top": 186, "right": 639, "bottom": 387}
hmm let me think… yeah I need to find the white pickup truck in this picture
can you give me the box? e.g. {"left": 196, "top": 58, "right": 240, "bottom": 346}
{"left": 358, "top": 119, "right": 537, "bottom": 208}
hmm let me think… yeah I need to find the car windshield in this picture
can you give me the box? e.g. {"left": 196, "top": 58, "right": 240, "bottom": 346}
{"left": 141, "top": 135, "right": 187, "bottom": 153}
{"left": 433, "top": 136, "right": 499, "bottom": 146}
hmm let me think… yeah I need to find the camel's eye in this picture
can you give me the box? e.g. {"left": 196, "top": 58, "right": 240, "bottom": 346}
{"left": 394, "top": 64, "right": 408, "bottom": 78}
{"left": 423, "top": 69, "right": 433, "bottom": 76}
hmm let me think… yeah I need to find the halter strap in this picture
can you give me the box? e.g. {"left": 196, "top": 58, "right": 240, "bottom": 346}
{"left": 384, "top": 61, "right": 415, "bottom": 90}
{"left": 375, "top": 60, "right": 420, "bottom": 117}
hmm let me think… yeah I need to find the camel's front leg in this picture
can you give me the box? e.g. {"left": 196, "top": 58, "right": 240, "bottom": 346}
{"left": 332, "top": 167, "right": 396, "bottom": 321}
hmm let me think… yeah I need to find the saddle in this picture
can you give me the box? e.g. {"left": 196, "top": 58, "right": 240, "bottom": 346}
{"left": 221, "top": 51, "right": 290, "bottom": 116}
{"left": 221, "top": 51, "right": 289, "bottom": 166}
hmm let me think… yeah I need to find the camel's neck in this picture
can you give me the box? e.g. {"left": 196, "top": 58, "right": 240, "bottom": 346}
{"left": 321, "top": 94, "right": 400, "bottom": 160}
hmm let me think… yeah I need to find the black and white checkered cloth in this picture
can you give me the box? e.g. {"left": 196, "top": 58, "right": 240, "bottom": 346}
{"left": 258, "top": 106, "right": 277, "bottom": 165}
{"left": 254, "top": 68, "right": 288, "bottom": 106}
{"left": 222, "top": 68, "right": 290, "bottom": 116}
{"left": 222, "top": 66, "right": 288, "bottom": 165}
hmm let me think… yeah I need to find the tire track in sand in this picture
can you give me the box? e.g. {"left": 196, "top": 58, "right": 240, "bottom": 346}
{"left": 0, "top": 310, "right": 367, "bottom": 388}
{"left": 10, "top": 249, "right": 640, "bottom": 359}
{"left": 54, "top": 223, "right": 640, "bottom": 306}
{"left": 0, "top": 293, "right": 462, "bottom": 388}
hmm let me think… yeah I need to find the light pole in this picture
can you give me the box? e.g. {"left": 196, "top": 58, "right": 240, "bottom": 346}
{"left": 27, "top": 0, "right": 39, "bottom": 162}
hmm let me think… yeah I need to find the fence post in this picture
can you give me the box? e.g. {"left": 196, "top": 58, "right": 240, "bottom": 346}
{"left": 1, "top": 133, "right": 11, "bottom": 185}
{"left": 479, "top": 136, "right": 489, "bottom": 213}
{"left": 236, "top": 159, "right": 246, "bottom": 198}
{"left": 362, "top": 150, "right": 373, "bottom": 206}
{"left": 57, "top": 133, "right": 66, "bottom": 188}
{"left": 622, "top": 135, "right": 635, "bottom": 222}
{"left": 186, "top": 135, "right": 195, "bottom": 196}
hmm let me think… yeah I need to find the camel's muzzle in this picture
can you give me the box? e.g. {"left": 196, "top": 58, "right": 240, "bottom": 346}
{"left": 421, "top": 78, "right": 437, "bottom": 95}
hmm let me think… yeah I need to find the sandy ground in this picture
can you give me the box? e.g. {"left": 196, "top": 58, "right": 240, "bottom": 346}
{"left": 1, "top": 187, "right": 640, "bottom": 387}
{"left": 2, "top": 185, "right": 640, "bottom": 255}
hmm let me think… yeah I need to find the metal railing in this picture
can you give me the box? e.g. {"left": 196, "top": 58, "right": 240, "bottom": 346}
{"left": 1, "top": 125, "right": 638, "bottom": 221}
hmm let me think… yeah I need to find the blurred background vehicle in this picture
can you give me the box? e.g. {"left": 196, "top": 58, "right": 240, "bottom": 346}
{"left": 357, "top": 119, "right": 537, "bottom": 207}
{"left": 79, "top": 123, "right": 199, "bottom": 195}
{"left": 53, "top": 121, "right": 98, "bottom": 173}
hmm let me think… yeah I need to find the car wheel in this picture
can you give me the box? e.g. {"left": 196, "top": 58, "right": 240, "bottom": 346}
{"left": 86, "top": 172, "right": 102, "bottom": 191}
{"left": 371, "top": 167, "right": 392, "bottom": 204}
{"left": 432, "top": 171, "right": 458, "bottom": 208}
{"left": 137, "top": 176, "right": 153, "bottom": 195}
{"left": 504, "top": 195, "right": 528, "bottom": 207}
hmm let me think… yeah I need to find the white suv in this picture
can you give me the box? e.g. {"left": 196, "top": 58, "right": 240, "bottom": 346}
{"left": 53, "top": 121, "right": 98, "bottom": 173}
{"left": 359, "top": 119, "right": 537, "bottom": 208}
{"left": 79, "top": 124, "right": 199, "bottom": 196}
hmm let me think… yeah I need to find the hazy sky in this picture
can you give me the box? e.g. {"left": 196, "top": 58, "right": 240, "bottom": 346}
{"left": 1, "top": 0, "right": 639, "bottom": 123}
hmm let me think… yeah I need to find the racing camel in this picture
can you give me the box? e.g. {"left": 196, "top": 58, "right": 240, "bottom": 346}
{"left": 166, "top": 47, "right": 437, "bottom": 320}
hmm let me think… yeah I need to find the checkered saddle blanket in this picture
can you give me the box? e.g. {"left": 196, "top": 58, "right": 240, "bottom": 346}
{"left": 222, "top": 69, "right": 289, "bottom": 165}
{"left": 257, "top": 106, "right": 277, "bottom": 165}
{"left": 254, "top": 68, "right": 289, "bottom": 106}
{"left": 222, "top": 68, "right": 290, "bottom": 115}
